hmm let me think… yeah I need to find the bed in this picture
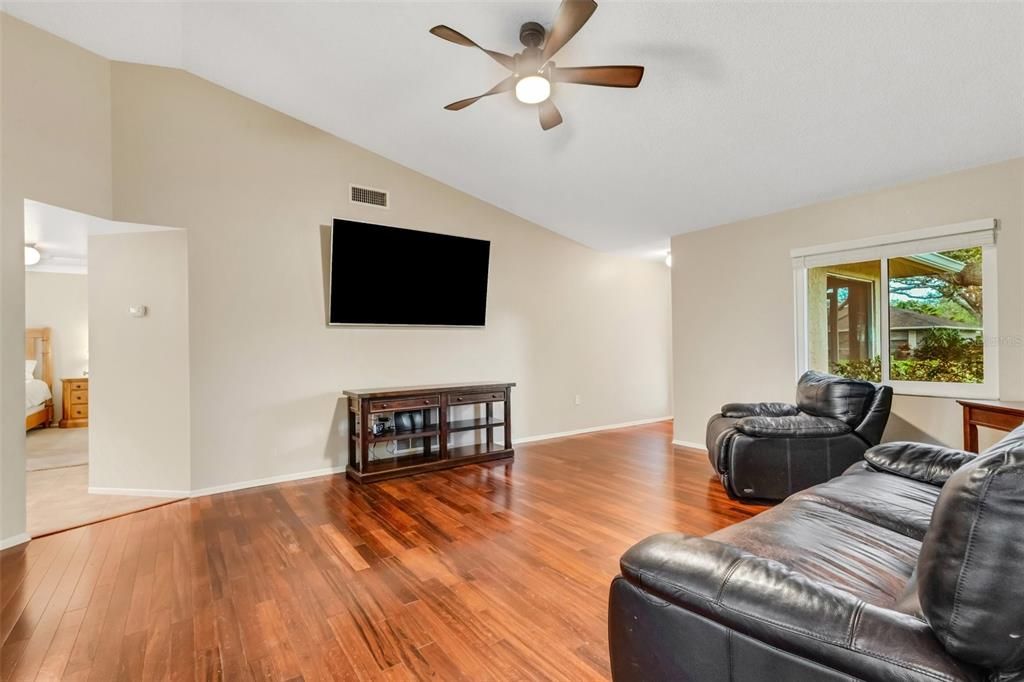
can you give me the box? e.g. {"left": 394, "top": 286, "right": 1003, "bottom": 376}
{"left": 25, "top": 327, "right": 54, "bottom": 431}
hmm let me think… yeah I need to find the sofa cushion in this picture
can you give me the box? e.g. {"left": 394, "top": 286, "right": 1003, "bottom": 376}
{"left": 708, "top": 496, "right": 919, "bottom": 607}
{"left": 796, "top": 371, "right": 876, "bottom": 425}
{"left": 705, "top": 414, "right": 739, "bottom": 473}
{"left": 853, "top": 384, "right": 894, "bottom": 445}
{"left": 792, "top": 462, "right": 940, "bottom": 541}
{"left": 734, "top": 415, "right": 851, "bottom": 439}
{"left": 918, "top": 427, "right": 1024, "bottom": 673}
{"left": 864, "top": 441, "right": 975, "bottom": 485}
{"left": 720, "top": 402, "right": 800, "bottom": 418}
{"left": 617, "top": 534, "right": 984, "bottom": 682}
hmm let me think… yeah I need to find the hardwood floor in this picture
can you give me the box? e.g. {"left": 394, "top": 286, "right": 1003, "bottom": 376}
{"left": 0, "top": 421, "right": 768, "bottom": 681}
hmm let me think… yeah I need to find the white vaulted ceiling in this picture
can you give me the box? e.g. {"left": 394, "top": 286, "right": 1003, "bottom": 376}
{"left": 6, "top": 1, "right": 1023, "bottom": 252}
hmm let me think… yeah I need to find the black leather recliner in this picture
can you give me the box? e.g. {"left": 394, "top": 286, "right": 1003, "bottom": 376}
{"left": 609, "top": 425, "right": 1024, "bottom": 681}
{"left": 706, "top": 370, "right": 893, "bottom": 500}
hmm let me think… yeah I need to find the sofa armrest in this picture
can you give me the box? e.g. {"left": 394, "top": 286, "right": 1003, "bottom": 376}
{"left": 619, "top": 533, "right": 980, "bottom": 681}
{"left": 864, "top": 442, "right": 975, "bottom": 486}
{"left": 721, "top": 402, "right": 799, "bottom": 418}
{"left": 734, "top": 415, "right": 851, "bottom": 439}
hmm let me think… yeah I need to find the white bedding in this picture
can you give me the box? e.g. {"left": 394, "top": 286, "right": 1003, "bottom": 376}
{"left": 25, "top": 378, "right": 51, "bottom": 411}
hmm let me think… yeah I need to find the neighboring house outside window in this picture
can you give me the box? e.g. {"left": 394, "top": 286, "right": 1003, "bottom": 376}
{"left": 888, "top": 308, "right": 982, "bottom": 358}
{"left": 793, "top": 220, "right": 998, "bottom": 399}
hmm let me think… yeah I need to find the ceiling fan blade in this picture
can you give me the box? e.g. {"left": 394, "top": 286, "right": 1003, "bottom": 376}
{"left": 541, "top": 0, "right": 598, "bottom": 62}
{"left": 551, "top": 65, "right": 644, "bottom": 88}
{"left": 444, "top": 76, "right": 516, "bottom": 111}
{"left": 538, "top": 99, "right": 563, "bottom": 130}
{"left": 429, "top": 25, "right": 515, "bottom": 70}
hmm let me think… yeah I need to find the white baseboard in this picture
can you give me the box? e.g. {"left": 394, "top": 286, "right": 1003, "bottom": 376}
{"left": 88, "top": 467, "right": 347, "bottom": 501}
{"left": 88, "top": 486, "right": 191, "bottom": 498}
{"left": 190, "top": 418, "right": 672, "bottom": 498}
{"left": 82, "top": 421, "right": 674, "bottom": 503}
{"left": 192, "top": 418, "right": 672, "bottom": 496}
{"left": 0, "top": 533, "right": 31, "bottom": 550}
{"left": 189, "top": 464, "right": 347, "bottom": 498}
{"left": 672, "top": 439, "right": 707, "bottom": 452}
{"left": 514, "top": 416, "right": 673, "bottom": 445}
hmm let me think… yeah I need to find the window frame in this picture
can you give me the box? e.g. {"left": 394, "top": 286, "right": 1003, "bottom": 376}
{"left": 792, "top": 219, "right": 999, "bottom": 399}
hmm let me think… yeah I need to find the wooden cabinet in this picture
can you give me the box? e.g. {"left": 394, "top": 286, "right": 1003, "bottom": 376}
{"left": 344, "top": 382, "right": 514, "bottom": 483}
{"left": 59, "top": 377, "right": 89, "bottom": 428}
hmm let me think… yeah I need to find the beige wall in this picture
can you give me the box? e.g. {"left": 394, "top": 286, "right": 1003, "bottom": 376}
{"left": 109, "top": 62, "right": 673, "bottom": 492}
{"left": 24, "top": 272, "right": 88, "bottom": 420}
{"left": 671, "top": 159, "right": 1024, "bottom": 449}
{"left": 88, "top": 230, "right": 190, "bottom": 494}
{"left": 0, "top": 14, "right": 667, "bottom": 532}
{"left": 0, "top": 10, "right": 671, "bottom": 533}
{"left": 1, "top": 16, "right": 112, "bottom": 543}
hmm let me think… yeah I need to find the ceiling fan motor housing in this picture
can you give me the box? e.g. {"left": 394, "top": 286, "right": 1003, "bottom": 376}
{"left": 519, "top": 21, "right": 546, "bottom": 48}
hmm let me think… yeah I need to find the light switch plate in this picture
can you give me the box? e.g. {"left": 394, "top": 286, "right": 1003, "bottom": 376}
{"left": 128, "top": 304, "right": 148, "bottom": 318}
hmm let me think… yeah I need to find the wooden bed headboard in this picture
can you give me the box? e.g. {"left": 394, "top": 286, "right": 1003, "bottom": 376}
{"left": 25, "top": 327, "right": 53, "bottom": 389}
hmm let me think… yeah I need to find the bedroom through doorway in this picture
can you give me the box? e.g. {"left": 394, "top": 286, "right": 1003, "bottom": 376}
{"left": 23, "top": 200, "right": 185, "bottom": 537}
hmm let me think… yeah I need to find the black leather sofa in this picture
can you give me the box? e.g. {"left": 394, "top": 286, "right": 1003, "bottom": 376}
{"left": 706, "top": 371, "right": 893, "bottom": 500}
{"left": 609, "top": 425, "right": 1024, "bottom": 681}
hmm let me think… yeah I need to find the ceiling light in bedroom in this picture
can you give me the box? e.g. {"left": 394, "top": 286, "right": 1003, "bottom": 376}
{"left": 24, "top": 245, "right": 41, "bottom": 266}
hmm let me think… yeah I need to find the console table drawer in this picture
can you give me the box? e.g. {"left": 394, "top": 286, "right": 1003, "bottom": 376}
{"left": 369, "top": 395, "right": 439, "bottom": 413}
{"left": 450, "top": 390, "right": 505, "bottom": 405}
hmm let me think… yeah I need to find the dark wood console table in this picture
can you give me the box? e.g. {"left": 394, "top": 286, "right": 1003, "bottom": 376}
{"left": 344, "top": 382, "right": 515, "bottom": 483}
{"left": 957, "top": 400, "right": 1024, "bottom": 452}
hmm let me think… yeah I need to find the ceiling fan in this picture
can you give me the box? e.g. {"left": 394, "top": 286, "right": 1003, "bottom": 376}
{"left": 429, "top": 0, "right": 644, "bottom": 131}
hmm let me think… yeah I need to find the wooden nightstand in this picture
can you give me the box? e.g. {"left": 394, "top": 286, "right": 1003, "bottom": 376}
{"left": 59, "top": 377, "right": 89, "bottom": 428}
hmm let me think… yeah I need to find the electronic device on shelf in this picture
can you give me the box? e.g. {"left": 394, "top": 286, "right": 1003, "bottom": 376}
{"left": 372, "top": 415, "right": 394, "bottom": 436}
{"left": 394, "top": 410, "right": 424, "bottom": 433}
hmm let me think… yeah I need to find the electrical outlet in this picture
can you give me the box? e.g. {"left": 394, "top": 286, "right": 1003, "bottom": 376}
{"left": 574, "top": 394, "right": 582, "bottom": 406}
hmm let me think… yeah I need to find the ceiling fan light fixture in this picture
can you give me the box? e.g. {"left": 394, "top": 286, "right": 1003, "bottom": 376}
{"left": 515, "top": 75, "right": 550, "bottom": 104}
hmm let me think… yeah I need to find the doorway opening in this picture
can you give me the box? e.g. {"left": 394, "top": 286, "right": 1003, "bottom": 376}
{"left": 23, "top": 200, "right": 189, "bottom": 536}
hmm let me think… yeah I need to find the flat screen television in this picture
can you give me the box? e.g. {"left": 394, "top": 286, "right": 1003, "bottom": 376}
{"left": 329, "top": 219, "right": 490, "bottom": 326}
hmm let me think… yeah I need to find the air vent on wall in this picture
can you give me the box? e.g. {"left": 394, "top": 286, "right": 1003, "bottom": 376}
{"left": 350, "top": 184, "right": 389, "bottom": 208}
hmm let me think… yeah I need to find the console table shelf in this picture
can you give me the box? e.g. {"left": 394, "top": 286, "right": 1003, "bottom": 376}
{"left": 366, "top": 425, "right": 440, "bottom": 443}
{"left": 363, "top": 452, "right": 442, "bottom": 476}
{"left": 344, "top": 382, "right": 515, "bottom": 483}
{"left": 448, "top": 417, "right": 505, "bottom": 433}
{"left": 447, "top": 443, "right": 501, "bottom": 459}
